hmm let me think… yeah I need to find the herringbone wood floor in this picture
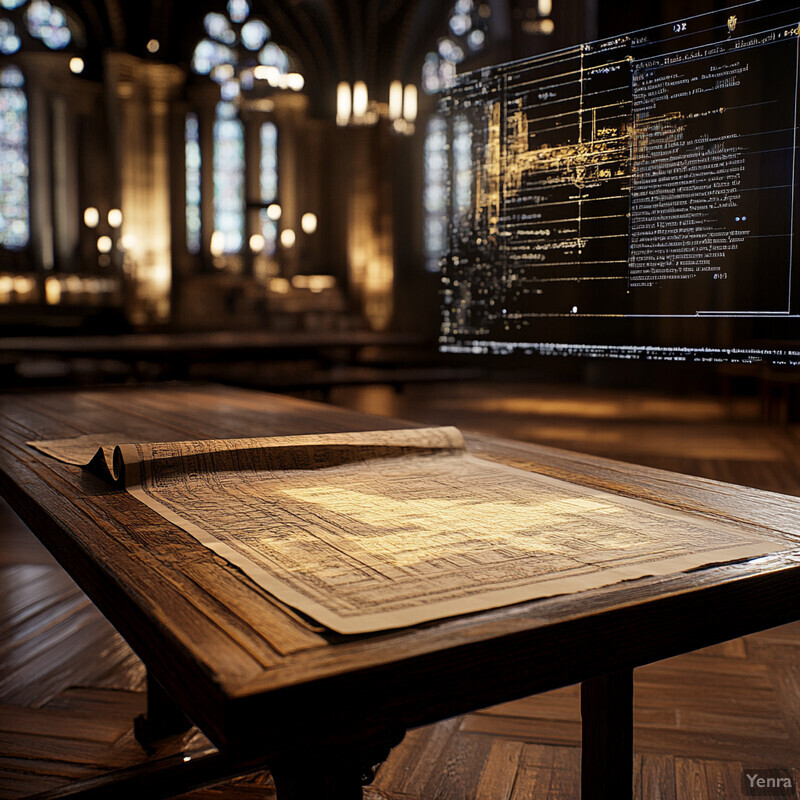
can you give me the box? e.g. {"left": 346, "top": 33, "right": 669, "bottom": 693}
{"left": 2, "top": 382, "right": 800, "bottom": 798}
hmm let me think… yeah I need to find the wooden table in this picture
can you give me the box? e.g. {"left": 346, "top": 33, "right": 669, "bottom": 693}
{"left": 1, "top": 384, "right": 799, "bottom": 799}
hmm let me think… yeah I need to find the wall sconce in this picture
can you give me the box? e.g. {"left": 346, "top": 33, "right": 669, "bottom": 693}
{"left": 523, "top": 0, "right": 555, "bottom": 35}
{"left": 336, "top": 82, "right": 351, "bottom": 126}
{"left": 337, "top": 80, "right": 417, "bottom": 134}
{"left": 352, "top": 81, "right": 368, "bottom": 118}
{"left": 210, "top": 230, "right": 225, "bottom": 257}
{"left": 392, "top": 82, "right": 417, "bottom": 135}
{"left": 337, "top": 80, "right": 378, "bottom": 126}
{"left": 84, "top": 206, "right": 125, "bottom": 268}
{"left": 301, "top": 212, "right": 317, "bottom": 234}
{"left": 83, "top": 206, "right": 99, "bottom": 227}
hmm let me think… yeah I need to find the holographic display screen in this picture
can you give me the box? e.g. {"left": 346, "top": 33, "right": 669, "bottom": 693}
{"left": 439, "top": 3, "right": 800, "bottom": 364}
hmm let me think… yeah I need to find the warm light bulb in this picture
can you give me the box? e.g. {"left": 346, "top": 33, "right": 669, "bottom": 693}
{"left": 266, "top": 203, "right": 282, "bottom": 221}
{"left": 97, "top": 236, "right": 113, "bottom": 254}
{"left": 108, "top": 208, "right": 123, "bottom": 228}
{"left": 389, "top": 80, "right": 403, "bottom": 121}
{"left": 301, "top": 212, "right": 317, "bottom": 235}
{"left": 538, "top": 0, "right": 553, "bottom": 16}
{"left": 286, "top": 72, "right": 304, "bottom": 91}
{"left": 269, "top": 277, "right": 290, "bottom": 294}
{"left": 45, "top": 277, "right": 61, "bottom": 305}
{"left": 146, "top": 38, "right": 160, "bottom": 53}
{"left": 249, "top": 233, "right": 265, "bottom": 252}
{"left": 280, "top": 229, "right": 296, "bottom": 248}
{"left": 69, "top": 57, "right": 84, "bottom": 74}
{"left": 352, "top": 81, "right": 368, "bottom": 118}
{"left": 210, "top": 230, "right": 225, "bottom": 256}
{"left": 265, "top": 66, "right": 280, "bottom": 86}
{"left": 254, "top": 65, "right": 280, "bottom": 86}
{"left": 83, "top": 207, "right": 99, "bottom": 228}
{"left": 336, "top": 81, "right": 351, "bottom": 125}
{"left": 403, "top": 84, "right": 418, "bottom": 123}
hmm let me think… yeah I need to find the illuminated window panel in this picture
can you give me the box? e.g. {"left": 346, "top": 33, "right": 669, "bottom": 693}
{"left": 213, "top": 101, "right": 244, "bottom": 254}
{"left": 0, "top": 66, "right": 29, "bottom": 251}
{"left": 0, "top": 18, "right": 20, "bottom": 54}
{"left": 453, "top": 115, "right": 472, "bottom": 217}
{"left": 192, "top": 39, "right": 234, "bottom": 76}
{"left": 423, "top": 115, "right": 448, "bottom": 271}
{"left": 422, "top": 0, "right": 488, "bottom": 96}
{"left": 185, "top": 113, "right": 201, "bottom": 254}
{"left": 25, "top": 0, "right": 71, "bottom": 49}
{"left": 258, "top": 42, "right": 290, "bottom": 73}
{"left": 259, "top": 120, "right": 277, "bottom": 255}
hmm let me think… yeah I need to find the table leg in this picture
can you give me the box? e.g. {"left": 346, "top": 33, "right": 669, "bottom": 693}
{"left": 580, "top": 669, "right": 633, "bottom": 800}
{"left": 270, "top": 760, "right": 365, "bottom": 800}
{"left": 134, "top": 672, "right": 193, "bottom": 754}
{"left": 269, "top": 729, "right": 405, "bottom": 800}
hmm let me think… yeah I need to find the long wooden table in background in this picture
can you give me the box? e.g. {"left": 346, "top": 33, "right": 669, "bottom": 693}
{"left": 1, "top": 384, "right": 799, "bottom": 799}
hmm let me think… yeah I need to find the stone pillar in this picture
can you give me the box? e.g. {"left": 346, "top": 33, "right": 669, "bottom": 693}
{"left": 345, "top": 124, "right": 394, "bottom": 330}
{"left": 105, "top": 53, "right": 184, "bottom": 326}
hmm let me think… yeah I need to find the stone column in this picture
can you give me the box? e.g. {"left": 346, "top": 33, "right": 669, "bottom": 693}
{"left": 105, "top": 53, "right": 184, "bottom": 326}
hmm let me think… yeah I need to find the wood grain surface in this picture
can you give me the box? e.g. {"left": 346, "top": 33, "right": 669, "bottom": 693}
{"left": 1, "top": 384, "right": 799, "bottom": 767}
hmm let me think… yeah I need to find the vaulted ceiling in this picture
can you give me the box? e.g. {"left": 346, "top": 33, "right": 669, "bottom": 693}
{"left": 58, "top": 0, "right": 459, "bottom": 91}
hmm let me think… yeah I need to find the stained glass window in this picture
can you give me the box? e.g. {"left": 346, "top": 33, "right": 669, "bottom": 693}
{"left": 423, "top": 115, "right": 447, "bottom": 271}
{"left": 258, "top": 42, "right": 290, "bottom": 73}
{"left": 259, "top": 121, "right": 277, "bottom": 255}
{"left": 0, "top": 18, "right": 20, "bottom": 53}
{"left": 213, "top": 101, "right": 244, "bottom": 253}
{"left": 421, "top": 0, "right": 489, "bottom": 95}
{"left": 453, "top": 115, "right": 472, "bottom": 218}
{"left": 241, "top": 19, "right": 268, "bottom": 51}
{"left": 0, "top": 66, "right": 29, "bottom": 251}
{"left": 0, "top": 1, "right": 74, "bottom": 54}
{"left": 192, "top": 4, "right": 290, "bottom": 86}
{"left": 185, "top": 113, "right": 201, "bottom": 254}
{"left": 25, "top": 0, "right": 71, "bottom": 49}
{"left": 192, "top": 39, "right": 234, "bottom": 76}
{"left": 422, "top": 1, "right": 488, "bottom": 269}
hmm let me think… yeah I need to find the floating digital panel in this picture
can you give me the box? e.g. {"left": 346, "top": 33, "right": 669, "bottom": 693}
{"left": 440, "top": 3, "right": 800, "bottom": 364}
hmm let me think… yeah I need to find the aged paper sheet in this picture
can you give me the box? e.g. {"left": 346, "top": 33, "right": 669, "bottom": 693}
{"left": 29, "top": 428, "right": 778, "bottom": 634}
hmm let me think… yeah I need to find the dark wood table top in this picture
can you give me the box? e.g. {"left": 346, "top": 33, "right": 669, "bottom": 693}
{"left": 1, "top": 384, "right": 799, "bottom": 764}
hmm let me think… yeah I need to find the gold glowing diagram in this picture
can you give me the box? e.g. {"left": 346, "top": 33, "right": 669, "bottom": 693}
{"left": 475, "top": 98, "right": 630, "bottom": 235}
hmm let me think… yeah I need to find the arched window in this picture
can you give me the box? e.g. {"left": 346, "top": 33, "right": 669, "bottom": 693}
{"left": 0, "top": 1, "right": 80, "bottom": 262}
{"left": 422, "top": 0, "right": 487, "bottom": 270}
{"left": 24, "top": 0, "right": 72, "bottom": 49}
{"left": 259, "top": 120, "right": 277, "bottom": 255}
{"left": 213, "top": 100, "right": 245, "bottom": 254}
{"left": 0, "top": 65, "right": 29, "bottom": 251}
{"left": 189, "top": 0, "right": 300, "bottom": 259}
{"left": 421, "top": 0, "right": 489, "bottom": 96}
{"left": 453, "top": 114, "right": 472, "bottom": 219}
{"left": 185, "top": 113, "right": 201, "bottom": 254}
{"left": 0, "top": 0, "right": 74, "bottom": 55}
{"left": 423, "top": 115, "right": 447, "bottom": 272}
